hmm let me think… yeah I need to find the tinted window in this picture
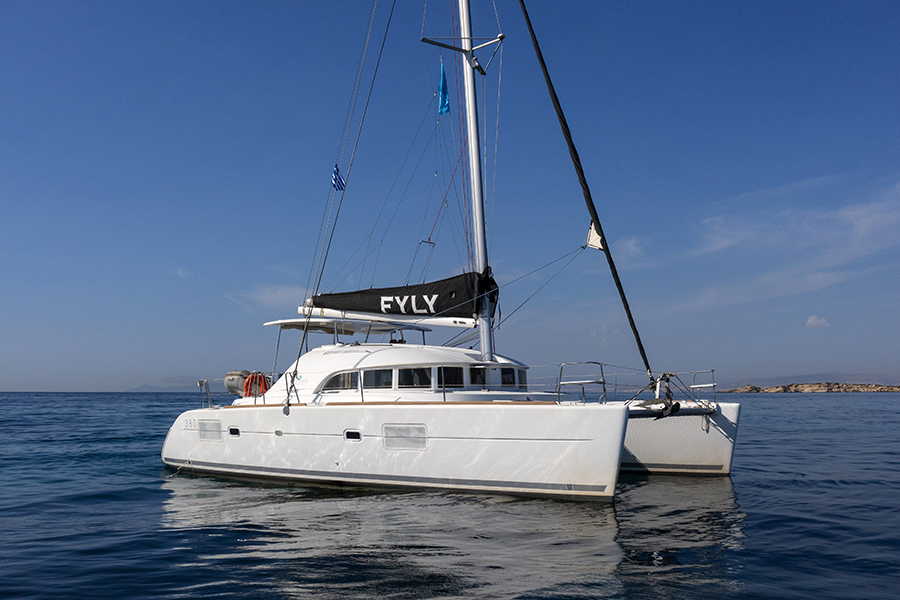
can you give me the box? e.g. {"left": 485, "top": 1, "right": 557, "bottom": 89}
{"left": 437, "top": 367, "right": 464, "bottom": 388}
{"left": 470, "top": 367, "right": 486, "bottom": 386}
{"left": 501, "top": 368, "right": 515, "bottom": 386}
{"left": 323, "top": 371, "right": 358, "bottom": 390}
{"left": 399, "top": 368, "right": 431, "bottom": 388}
{"left": 518, "top": 369, "right": 527, "bottom": 390}
{"left": 363, "top": 369, "right": 393, "bottom": 389}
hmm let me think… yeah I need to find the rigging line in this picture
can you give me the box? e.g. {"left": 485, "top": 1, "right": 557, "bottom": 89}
{"left": 427, "top": 139, "right": 468, "bottom": 241}
{"left": 439, "top": 106, "right": 472, "bottom": 270}
{"left": 372, "top": 116, "right": 439, "bottom": 255}
{"left": 405, "top": 241, "right": 425, "bottom": 285}
{"left": 489, "top": 43, "right": 503, "bottom": 259}
{"left": 442, "top": 245, "right": 584, "bottom": 347}
{"left": 308, "top": 3, "right": 378, "bottom": 296}
{"left": 428, "top": 94, "right": 468, "bottom": 273}
{"left": 324, "top": 239, "right": 387, "bottom": 293}
{"left": 491, "top": 0, "right": 503, "bottom": 36}
{"left": 421, "top": 0, "right": 428, "bottom": 39}
{"left": 414, "top": 160, "right": 439, "bottom": 243}
{"left": 421, "top": 47, "right": 470, "bottom": 275}
{"left": 359, "top": 99, "right": 437, "bottom": 288}
{"left": 321, "top": 232, "right": 374, "bottom": 293}
{"left": 447, "top": 330, "right": 480, "bottom": 348}
{"left": 441, "top": 194, "right": 470, "bottom": 275}
{"left": 439, "top": 131, "right": 473, "bottom": 273}
{"left": 498, "top": 246, "right": 585, "bottom": 327}
{"left": 418, "top": 240, "right": 437, "bottom": 283}
{"left": 314, "top": 0, "right": 398, "bottom": 297}
{"left": 408, "top": 171, "right": 440, "bottom": 284}
{"left": 369, "top": 240, "right": 384, "bottom": 289}
{"left": 338, "top": 0, "right": 379, "bottom": 166}
{"left": 518, "top": 0, "right": 654, "bottom": 382}
{"left": 425, "top": 32, "right": 471, "bottom": 269}
{"left": 500, "top": 244, "right": 584, "bottom": 291}
{"left": 448, "top": 15, "right": 473, "bottom": 269}
{"left": 481, "top": 62, "right": 489, "bottom": 256}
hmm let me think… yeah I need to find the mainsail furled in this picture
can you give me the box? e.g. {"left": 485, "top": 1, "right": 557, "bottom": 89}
{"left": 311, "top": 271, "right": 498, "bottom": 320}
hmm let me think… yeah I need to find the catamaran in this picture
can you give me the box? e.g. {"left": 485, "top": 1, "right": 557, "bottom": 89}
{"left": 161, "top": 0, "right": 629, "bottom": 501}
{"left": 161, "top": 0, "right": 740, "bottom": 500}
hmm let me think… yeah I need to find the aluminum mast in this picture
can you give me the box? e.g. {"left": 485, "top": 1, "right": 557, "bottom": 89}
{"left": 458, "top": 0, "right": 493, "bottom": 361}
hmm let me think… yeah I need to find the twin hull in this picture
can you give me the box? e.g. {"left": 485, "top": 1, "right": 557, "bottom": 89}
{"left": 162, "top": 402, "right": 629, "bottom": 501}
{"left": 621, "top": 402, "right": 741, "bottom": 475}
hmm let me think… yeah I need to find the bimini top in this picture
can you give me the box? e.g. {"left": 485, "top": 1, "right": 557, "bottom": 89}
{"left": 264, "top": 316, "right": 431, "bottom": 336}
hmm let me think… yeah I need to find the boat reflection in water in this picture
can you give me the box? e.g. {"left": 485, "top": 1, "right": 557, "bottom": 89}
{"left": 159, "top": 474, "right": 745, "bottom": 597}
{"left": 615, "top": 474, "right": 747, "bottom": 594}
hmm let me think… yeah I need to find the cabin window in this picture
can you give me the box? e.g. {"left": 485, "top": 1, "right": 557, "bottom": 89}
{"left": 363, "top": 369, "right": 393, "bottom": 389}
{"left": 382, "top": 423, "right": 428, "bottom": 451}
{"left": 398, "top": 368, "right": 431, "bottom": 388}
{"left": 470, "top": 367, "right": 486, "bottom": 387}
{"left": 322, "top": 371, "right": 359, "bottom": 391}
{"left": 518, "top": 369, "right": 528, "bottom": 390}
{"left": 501, "top": 368, "right": 515, "bottom": 386}
{"left": 198, "top": 420, "right": 223, "bottom": 442}
{"left": 437, "top": 367, "right": 464, "bottom": 388}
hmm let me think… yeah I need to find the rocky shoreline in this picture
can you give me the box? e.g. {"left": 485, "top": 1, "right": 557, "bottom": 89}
{"left": 720, "top": 383, "right": 900, "bottom": 393}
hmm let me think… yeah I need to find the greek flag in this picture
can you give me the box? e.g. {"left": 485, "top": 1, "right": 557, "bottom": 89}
{"left": 438, "top": 62, "right": 450, "bottom": 116}
{"left": 331, "top": 164, "right": 346, "bottom": 191}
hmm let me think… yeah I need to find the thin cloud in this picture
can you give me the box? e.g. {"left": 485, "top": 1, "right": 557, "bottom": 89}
{"left": 175, "top": 268, "right": 189, "bottom": 279}
{"left": 668, "top": 180, "right": 900, "bottom": 311}
{"left": 806, "top": 315, "right": 829, "bottom": 328}
{"left": 713, "top": 173, "right": 855, "bottom": 210}
{"left": 226, "top": 285, "right": 309, "bottom": 313}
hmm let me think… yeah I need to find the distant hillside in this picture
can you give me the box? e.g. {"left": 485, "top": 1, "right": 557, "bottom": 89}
{"left": 721, "top": 372, "right": 900, "bottom": 389}
{"left": 721, "top": 382, "right": 900, "bottom": 393}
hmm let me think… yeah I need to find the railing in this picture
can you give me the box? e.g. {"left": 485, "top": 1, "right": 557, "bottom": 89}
{"left": 198, "top": 380, "right": 213, "bottom": 408}
{"left": 689, "top": 369, "right": 717, "bottom": 404}
{"left": 196, "top": 379, "right": 238, "bottom": 409}
{"left": 556, "top": 362, "right": 607, "bottom": 404}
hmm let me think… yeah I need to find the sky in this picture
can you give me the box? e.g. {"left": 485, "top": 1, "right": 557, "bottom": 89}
{"left": 2, "top": 0, "right": 899, "bottom": 392}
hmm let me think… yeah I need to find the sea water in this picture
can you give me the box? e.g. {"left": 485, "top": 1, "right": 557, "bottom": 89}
{"left": 0, "top": 392, "right": 898, "bottom": 599}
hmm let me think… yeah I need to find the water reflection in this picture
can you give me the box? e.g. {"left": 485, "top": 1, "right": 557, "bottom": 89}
{"left": 615, "top": 475, "right": 747, "bottom": 596}
{"left": 159, "top": 474, "right": 744, "bottom": 598}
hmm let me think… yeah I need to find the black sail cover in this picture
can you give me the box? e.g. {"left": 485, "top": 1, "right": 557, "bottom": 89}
{"left": 312, "top": 271, "right": 498, "bottom": 319}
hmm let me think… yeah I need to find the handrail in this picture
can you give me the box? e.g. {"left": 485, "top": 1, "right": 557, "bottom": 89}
{"left": 556, "top": 362, "right": 606, "bottom": 404}
{"left": 690, "top": 369, "right": 716, "bottom": 403}
{"left": 198, "top": 380, "right": 212, "bottom": 409}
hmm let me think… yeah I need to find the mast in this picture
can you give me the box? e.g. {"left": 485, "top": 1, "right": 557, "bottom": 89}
{"left": 458, "top": 0, "right": 493, "bottom": 361}
{"left": 422, "top": 1, "right": 502, "bottom": 362}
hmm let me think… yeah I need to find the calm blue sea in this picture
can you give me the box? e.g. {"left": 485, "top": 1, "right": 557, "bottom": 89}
{"left": 1, "top": 392, "right": 898, "bottom": 599}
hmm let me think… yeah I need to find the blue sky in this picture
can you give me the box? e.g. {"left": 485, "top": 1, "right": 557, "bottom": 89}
{"left": 2, "top": 0, "right": 898, "bottom": 392}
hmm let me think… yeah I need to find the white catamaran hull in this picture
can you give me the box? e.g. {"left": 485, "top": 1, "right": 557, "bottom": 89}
{"left": 620, "top": 402, "right": 740, "bottom": 475}
{"left": 162, "top": 402, "right": 629, "bottom": 501}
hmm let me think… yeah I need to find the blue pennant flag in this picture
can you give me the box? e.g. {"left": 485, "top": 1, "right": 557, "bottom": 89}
{"left": 438, "top": 62, "right": 450, "bottom": 116}
{"left": 331, "top": 164, "right": 346, "bottom": 191}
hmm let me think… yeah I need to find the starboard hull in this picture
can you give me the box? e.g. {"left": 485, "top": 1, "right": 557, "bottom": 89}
{"left": 162, "top": 402, "right": 629, "bottom": 501}
{"left": 620, "top": 402, "right": 740, "bottom": 475}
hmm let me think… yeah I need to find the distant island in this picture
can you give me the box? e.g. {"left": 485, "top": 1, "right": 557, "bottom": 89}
{"left": 720, "top": 383, "right": 900, "bottom": 393}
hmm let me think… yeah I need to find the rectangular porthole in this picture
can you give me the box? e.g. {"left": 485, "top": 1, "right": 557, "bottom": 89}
{"left": 228, "top": 427, "right": 240, "bottom": 437}
{"left": 344, "top": 430, "right": 362, "bottom": 441}
{"left": 198, "top": 420, "right": 223, "bottom": 442}
{"left": 382, "top": 424, "right": 428, "bottom": 451}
